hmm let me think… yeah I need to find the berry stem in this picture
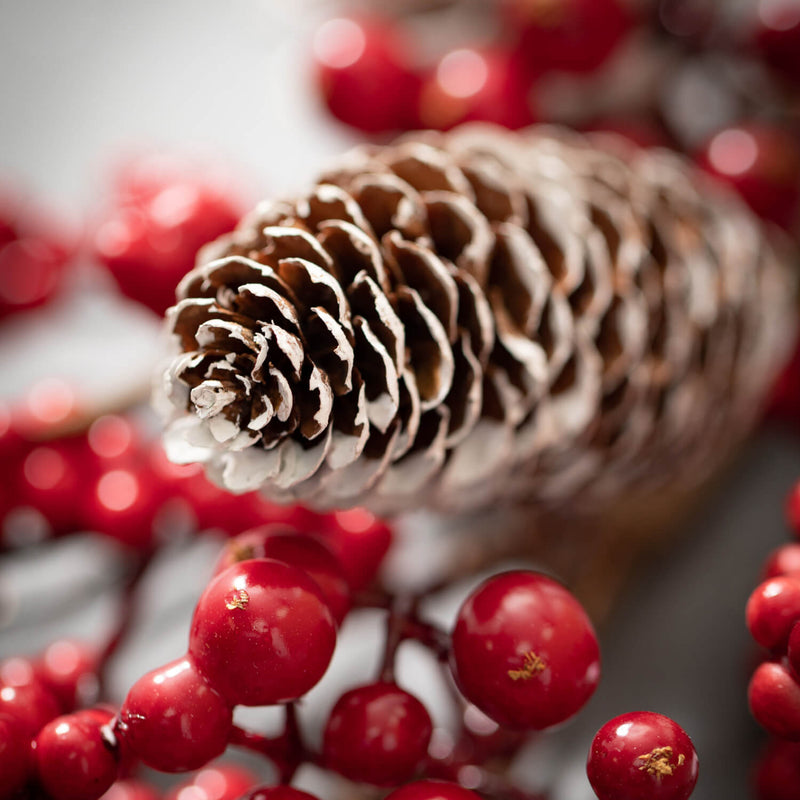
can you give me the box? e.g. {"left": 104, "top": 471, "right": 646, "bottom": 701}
{"left": 379, "top": 596, "right": 414, "bottom": 682}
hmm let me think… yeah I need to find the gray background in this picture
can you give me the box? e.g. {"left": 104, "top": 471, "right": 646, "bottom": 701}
{"left": 1, "top": 1, "right": 799, "bottom": 798}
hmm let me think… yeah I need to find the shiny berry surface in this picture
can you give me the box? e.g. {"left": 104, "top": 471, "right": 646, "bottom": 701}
{"left": 100, "top": 780, "right": 162, "bottom": 800}
{"left": 164, "top": 763, "right": 258, "bottom": 800}
{"left": 0, "top": 713, "right": 32, "bottom": 799}
{"left": 450, "top": 571, "right": 600, "bottom": 730}
{"left": 0, "top": 669, "right": 60, "bottom": 738}
{"left": 189, "top": 559, "right": 336, "bottom": 706}
{"left": 323, "top": 682, "right": 433, "bottom": 786}
{"left": 763, "top": 544, "right": 800, "bottom": 580}
{"left": 586, "top": 712, "right": 699, "bottom": 800}
{"left": 754, "top": 738, "right": 800, "bottom": 800}
{"left": 746, "top": 576, "right": 800, "bottom": 651}
{"left": 312, "top": 16, "right": 419, "bottom": 133}
{"left": 384, "top": 780, "right": 481, "bottom": 800}
{"left": 36, "top": 639, "right": 98, "bottom": 712}
{"left": 240, "top": 789, "right": 320, "bottom": 800}
{"left": 34, "top": 709, "right": 119, "bottom": 800}
{"left": 118, "top": 656, "right": 232, "bottom": 772}
{"left": 215, "top": 528, "right": 350, "bottom": 624}
{"left": 749, "top": 661, "right": 800, "bottom": 740}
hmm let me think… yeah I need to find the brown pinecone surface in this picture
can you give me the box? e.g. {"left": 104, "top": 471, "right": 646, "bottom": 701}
{"left": 157, "top": 124, "right": 797, "bottom": 515}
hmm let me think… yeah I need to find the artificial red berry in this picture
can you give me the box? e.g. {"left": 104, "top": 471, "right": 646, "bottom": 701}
{"left": 36, "top": 639, "right": 98, "bottom": 712}
{"left": 753, "top": 738, "right": 800, "bottom": 800}
{"left": 323, "top": 682, "right": 433, "bottom": 786}
{"left": 586, "top": 712, "right": 699, "bottom": 800}
{"left": 319, "top": 509, "right": 393, "bottom": 591}
{"left": 763, "top": 544, "right": 800, "bottom": 580}
{"left": 0, "top": 666, "right": 60, "bottom": 738}
{"left": 696, "top": 124, "right": 800, "bottom": 230}
{"left": 33, "top": 709, "right": 119, "bottom": 800}
{"left": 450, "top": 570, "right": 600, "bottom": 730}
{"left": 787, "top": 481, "right": 800, "bottom": 539}
{"left": 384, "top": 781, "right": 481, "bottom": 800}
{"left": 0, "top": 713, "right": 32, "bottom": 799}
{"left": 189, "top": 559, "right": 336, "bottom": 706}
{"left": 789, "top": 622, "right": 800, "bottom": 678}
{"left": 118, "top": 655, "right": 232, "bottom": 772}
{"left": 100, "top": 780, "right": 162, "bottom": 800}
{"left": 215, "top": 527, "right": 350, "bottom": 623}
{"left": 93, "top": 156, "right": 241, "bottom": 316}
{"left": 746, "top": 576, "right": 800, "bottom": 652}
{"left": 312, "top": 16, "right": 419, "bottom": 134}
{"left": 164, "top": 763, "right": 258, "bottom": 800}
{"left": 749, "top": 661, "right": 800, "bottom": 740}
{"left": 753, "top": 0, "right": 800, "bottom": 84}
{"left": 503, "top": 0, "right": 633, "bottom": 74}
{"left": 417, "top": 48, "right": 536, "bottom": 131}
{"left": 240, "top": 789, "right": 319, "bottom": 800}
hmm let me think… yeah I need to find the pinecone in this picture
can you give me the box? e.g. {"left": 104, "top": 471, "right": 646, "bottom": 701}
{"left": 156, "top": 124, "right": 797, "bottom": 516}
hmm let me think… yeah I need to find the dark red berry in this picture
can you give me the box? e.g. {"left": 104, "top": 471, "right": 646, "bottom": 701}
{"left": 763, "top": 544, "right": 800, "bottom": 580}
{"left": 0, "top": 713, "right": 32, "bottom": 799}
{"left": 36, "top": 639, "right": 98, "bottom": 712}
{"left": 789, "top": 622, "right": 800, "bottom": 678}
{"left": 749, "top": 661, "right": 800, "bottom": 740}
{"left": 753, "top": 0, "right": 800, "bottom": 84}
{"left": 417, "top": 48, "right": 536, "bottom": 131}
{"left": 118, "top": 655, "right": 232, "bottom": 772}
{"left": 384, "top": 781, "right": 481, "bottom": 800}
{"left": 240, "top": 789, "right": 320, "bottom": 800}
{"left": 587, "top": 712, "right": 699, "bottom": 800}
{"left": 215, "top": 527, "right": 350, "bottom": 624}
{"left": 696, "top": 124, "right": 800, "bottom": 230}
{"left": 189, "top": 559, "right": 336, "bottom": 706}
{"left": 100, "top": 780, "right": 162, "bottom": 800}
{"left": 312, "top": 16, "right": 419, "bottom": 134}
{"left": 753, "top": 738, "right": 800, "bottom": 800}
{"left": 450, "top": 570, "right": 600, "bottom": 730}
{"left": 788, "top": 481, "right": 800, "bottom": 539}
{"left": 503, "top": 0, "right": 633, "bottom": 74}
{"left": 34, "top": 709, "right": 119, "bottom": 800}
{"left": 323, "top": 682, "right": 433, "bottom": 786}
{"left": 0, "top": 665, "right": 60, "bottom": 737}
{"left": 746, "top": 576, "right": 800, "bottom": 652}
{"left": 164, "top": 763, "right": 258, "bottom": 800}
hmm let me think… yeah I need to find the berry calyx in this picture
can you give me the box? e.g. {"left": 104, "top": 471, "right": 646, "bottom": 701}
{"left": 749, "top": 661, "right": 800, "bottom": 741}
{"left": 586, "top": 712, "right": 699, "bottom": 800}
{"left": 322, "top": 682, "right": 433, "bottom": 786}
{"left": 0, "top": 713, "right": 32, "bottom": 799}
{"left": 384, "top": 781, "right": 481, "bottom": 800}
{"left": 33, "top": 709, "right": 119, "bottom": 800}
{"left": 450, "top": 570, "right": 600, "bottom": 730}
{"left": 117, "top": 655, "right": 232, "bottom": 772}
{"left": 746, "top": 576, "right": 800, "bottom": 652}
{"left": 189, "top": 559, "right": 336, "bottom": 706}
{"left": 239, "top": 790, "right": 320, "bottom": 800}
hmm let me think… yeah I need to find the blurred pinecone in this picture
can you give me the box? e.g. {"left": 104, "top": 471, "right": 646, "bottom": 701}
{"left": 157, "top": 124, "right": 797, "bottom": 515}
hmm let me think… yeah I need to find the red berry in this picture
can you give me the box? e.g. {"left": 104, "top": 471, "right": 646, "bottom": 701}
{"left": 93, "top": 157, "right": 241, "bottom": 316}
{"left": 215, "top": 527, "right": 350, "bottom": 624}
{"left": 384, "top": 781, "right": 481, "bottom": 800}
{"left": 753, "top": 738, "right": 800, "bottom": 800}
{"left": 319, "top": 509, "right": 393, "bottom": 591}
{"left": 118, "top": 655, "right": 232, "bottom": 772}
{"left": 450, "top": 571, "right": 600, "bottom": 730}
{"left": 36, "top": 639, "right": 98, "bottom": 712}
{"left": 788, "top": 481, "right": 800, "bottom": 539}
{"left": 100, "top": 780, "right": 162, "bottom": 800}
{"left": 34, "top": 709, "right": 119, "bottom": 800}
{"left": 312, "top": 16, "right": 419, "bottom": 134}
{"left": 323, "top": 682, "right": 433, "bottom": 786}
{"left": 789, "top": 622, "right": 800, "bottom": 678}
{"left": 696, "top": 124, "right": 800, "bottom": 230}
{"left": 753, "top": 0, "right": 800, "bottom": 84}
{"left": 240, "top": 790, "right": 319, "bottom": 800}
{"left": 0, "top": 666, "right": 60, "bottom": 738}
{"left": 417, "top": 48, "right": 536, "bottom": 131}
{"left": 0, "top": 713, "right": 32, "bottom": 799}
{"left": 586, "top": 712, "right": 699, "bottom": 800}
{"left": 189, "top": 559, "right": 336, "bottom": 706}
{"left": 746, "top": 576, "right": 800, "bottom": 652}
{"left": 164, "top": 763, "right": 258, "bottom": 800}
{"left": 503, "top": 0, "right": 633, "bottom": 74}
{"left": 763, "top": 544, "right": 800, "bottom": 580}
{"left": 749, "top": 661, "right": 800, "bottom": 740}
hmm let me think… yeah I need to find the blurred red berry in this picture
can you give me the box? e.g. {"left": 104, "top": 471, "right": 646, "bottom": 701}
{"left": 0, "top": 713, "right": 32, "bottom": 799}
{"left": 164, "top": 763, "right": 258, "bottom": 800}
{"left": 100, "top": 780, "right": 162, "bottom": 800}
{"left": 385, "top": 782, "right": 480, "bottom": 800}
{"left": 697, "top": 124, "right": 800, "bottom": 230}
{"left": 787, "top": 480, "right": 800, "bottom": 538}
{"left": 753, "top": 738, "right": 800, "bottom": 800}
{"left": 749, "top": 661, "right": 800, "bottom": 740}
{"left": 313, "top": 16, "right": 420, "bottom": 133}
{"left": 0, "top": 664, "right": 60, "bottom": 738}
{"left": 36, "top": 640, "right": 98, "bottom": 713}
{"left": 418, "top": 48, "right": 536, "bottom": 131}
{"left": 583, "top": 118, "right": 672, "bottom": 150}
{"left": 764, "top": 544, "right": 800, "bottom": 580}
{"left": 753, "top": 0, "right": 800, "bottom": 85}
{"left": 768, "top": 339, "right": 800, "bottom": 428}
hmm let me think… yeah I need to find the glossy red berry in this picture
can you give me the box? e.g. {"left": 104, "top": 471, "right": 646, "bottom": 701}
{"left": 504, "top": 0, "right": 633, "bottom": 74}
{"left": 749, "top": 661, "right": 800, "bottom": 740}
{"left": 240, "top": 789, "right": 320, "bottom": 800}
{"left": 790, "top": 622, "right": 800, "bottom": 678}
{"left": 417, "top": 48, "right": 536, "bottom": 131}
{"left": 753, "top": 738, "right": 800, "bottom": 800}
{"left": 763, "top": 544, "right": 800, "bottom": 580}
{"left": 100, "top": 780, "right": 162, "bottom": 800}
{"left": 746, "top": 576, "right": 800, "bottom": 652}
{"left": 0, "top": 667, "right": 60, "bottom": 738}
{"left": 34, "top": 709, "right": 119, "bottom": 800}
{"left": 697, "top": 125, "right": 800, "bottom": 230}
{"left": 312, "top": 16, "right": 419, "bottom": 133}
{"left": 323, "top": 682, "right": 433, "bottom": 786}
{"left": 0, "top": 713, "right": 32, "bottom": 799}
{"left": 118, "top": 655, "right": 232, "bottom": 772}
{"left": 587, "top": 712, "right": 699, "bottom": 800}
{"left": 36, "top": 639, "right": 98, "bottom": 712}
{"left": 215, "top": 527, "right": 350, "bottom": 623}
{"left": 450, "top": 570, "right": 600, "bottom": 730}
{"left": 189, "top": 559, "right": 336, "bottom": 706}
{"left": 384, "top": 781, "right": 481, "bottom": 800}
{"left": 788, "top": 481, "right": 800, "bottom": 539}
{"left": 754, "top": 0, "right": 800, "bottom": 84}
{"left": 164, "top": 763, "right": 258, "bottom": 800}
